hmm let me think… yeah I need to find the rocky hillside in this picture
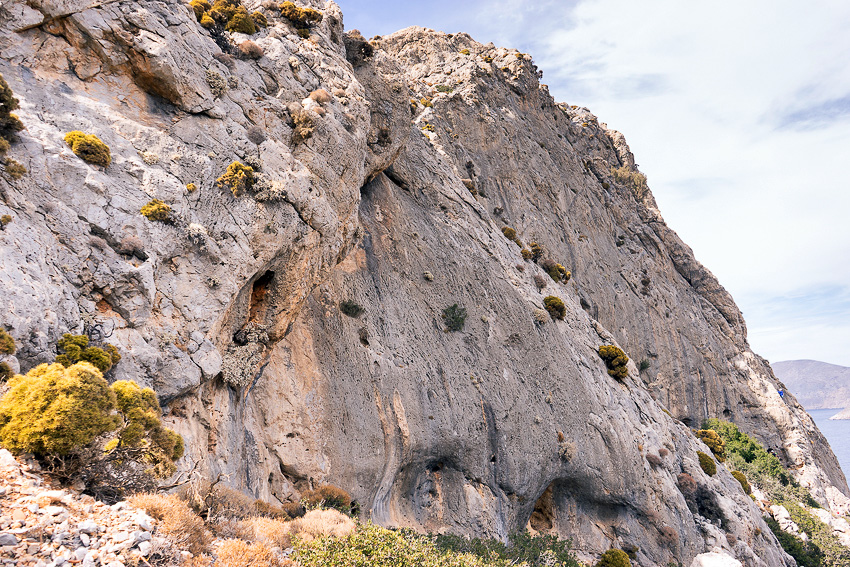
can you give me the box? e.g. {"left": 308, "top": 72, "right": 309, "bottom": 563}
{"left": 0, "top": 0, "right": 848, "bottom": 565}
{"left": 772, "top": 360, "right": 850, "bottom": 410}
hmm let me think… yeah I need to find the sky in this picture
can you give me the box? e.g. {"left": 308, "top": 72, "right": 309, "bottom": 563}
{"left": 336, "top": 0, "right": 850, "bottom": 367}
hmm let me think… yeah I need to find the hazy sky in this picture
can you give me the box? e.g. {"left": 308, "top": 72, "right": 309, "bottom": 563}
{"left": 336, "top": 0, "right": 850, "bottom": 367}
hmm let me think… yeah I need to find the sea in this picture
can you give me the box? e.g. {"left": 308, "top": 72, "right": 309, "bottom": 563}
{"left": 809, "top": 408, "right": 850, "bottom": 479}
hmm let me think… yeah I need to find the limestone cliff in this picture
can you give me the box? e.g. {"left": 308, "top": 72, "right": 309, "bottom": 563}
{"left": 0, "top": 1, "right": 846, "bottom": 565}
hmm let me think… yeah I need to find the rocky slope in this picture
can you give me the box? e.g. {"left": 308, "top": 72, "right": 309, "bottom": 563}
{"left": 0, "top": 0, "right": 847, "bottom": 565}
{"left": 772, "top": 360, "right": 850, "bottom": 410}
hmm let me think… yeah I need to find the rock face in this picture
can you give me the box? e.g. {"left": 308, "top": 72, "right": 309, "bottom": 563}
{"left": 0, "top": 1, "right": 846, "bottom": 565}
{"left": 772, "top": 359, "right": 850, "bottom": 410}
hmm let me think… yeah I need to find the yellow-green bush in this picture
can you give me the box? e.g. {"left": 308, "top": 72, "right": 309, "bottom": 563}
{"left": 0, "top": 328, "right": 14, "bottom": 355}
{"left": 697, "top": 450, "right": 717, "bottom": 476}
{"left": 64, "top": 131, "right": 111, "bottom": 167}
{"left": 696, "top": 429, "right": 726, "bottom": 462}
{"left": 225, "top": 6, "right": 256, "bottom": 34}
{"left": 501, "top": 226, "right": 517, "bottom": 240}
{"left": 731, "top": 470, "right": 751, "bottom": 494}
{"left": 55, "top": 333, "right": 121, "bottom": 374}
{"left": 595, "top": 549, "right": 631, "bottom": 567}
{"left": 111, "top": 380, "right": 184, "bottom": 476}
{"left": 280, "top": 1, "right": 323, "bottom": 29}
{"left": 0, "top": 362, "right": 119, "bottom": 456}
{"left": 0, "top": 215, "right": 11, "bottom": 229}
{"left": 191, "top": 0, "right": 260, "bottom": 35}
{"left": 217, "top": 161, "right": 255, "bottom": 196}
{"left": 598, "top": 345, "right": 628, "bottom": 380}
{"left": 543, "top": 296, "right": 565, "bottom": 320}
{"left": 4, "top": 159, "right": 26, "bottom": 179}
{"left": 141, "top": 199, "right": 171, "bottom": 221}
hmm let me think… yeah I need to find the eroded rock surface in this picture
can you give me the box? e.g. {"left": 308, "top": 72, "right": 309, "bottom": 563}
{"left": 0, "top": 2, "right": 845, "bottom": 565}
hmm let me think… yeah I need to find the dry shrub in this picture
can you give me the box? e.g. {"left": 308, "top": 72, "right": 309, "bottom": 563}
{"left": 301, "top": 484, "right": 352, "bottom": 512}
{"left": 288, "top": 509, "right": 355, "bottom": 543}
{"left": 216, "top": 540, "right": 280, "bottom": 567}
{"left": 238, "top": 40, "right": 264, "bottom": 59}
{"left": 659, "top": 526, "right": 678, "bottom": 548}
{"left": 128, "top": 493, "right": 211, "bottom": 554}
{"left": 239, "top": 516, "right": 290, "bottom": 547}
{"left": 281, "top": 501, "right": 305, "bottom": 519}
{"left": 646, "top": 453, "right": 663, "bottom": 467}
{"left": 533, "top": 274, "right": 548, "bottom": 290}
{"left": 658, "top": 448, "right": 669, "bottom": 457}
{"left": 676, "top": 473, "right": 697, "bottom": 497}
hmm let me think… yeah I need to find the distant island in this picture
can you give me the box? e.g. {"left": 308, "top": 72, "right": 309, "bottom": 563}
{"left": 772, "top": 360, "right": 850, "bottom": 418}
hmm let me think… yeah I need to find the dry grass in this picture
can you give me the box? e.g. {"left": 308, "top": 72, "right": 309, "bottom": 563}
{"left": 216, "top": 539, "right": 280, "bottom": 567}
{"left": 288, "top": 509, "right": 356, "bottom": 543}
{"left": 128, "top": 493, "right": 211, "bottom": 554}
{"left": 240, "top": 516, "right": 291, "bottom": 548}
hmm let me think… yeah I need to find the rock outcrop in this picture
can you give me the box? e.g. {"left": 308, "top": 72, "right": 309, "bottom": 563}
{"left": 0, "top": 1, "right": 846, "bottom": 565}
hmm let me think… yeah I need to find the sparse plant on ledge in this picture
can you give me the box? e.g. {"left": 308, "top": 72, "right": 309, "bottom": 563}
{"left": 638, "top": 359, "right": 650, "bottom": 372}
{"left": 141, "top": 199, "right": 171, "bottom": 222}
{"left": 280, "top": 1, "right": 322, "bottom": 38}
{"left": 217, "top": 161, "right": 255, "bottom": 196}
{"left": 543, "top": 296, "right": 565, "bottom": 320}
{"left": 64, "top": 131, "right": 111, "bottom": 167}
{"left": 598, "top": 345, "right": 628, "bottom": 379}
{"left": 611, "top": 165, "right": 648, "bottom": 198}
{"left": 0, "top": 215, "right": 11, "bottom": 230}
{"left": 0, "top": 73, "right": 24, "bottom": 158}
{"left": 540, "top": 258, "right": 570, "bottom": 283}
{"left": 442, "top": 304, "right": 467, "bottom": 331}
{"left": 339, "top": 300, "right": 365, "bottom": 318}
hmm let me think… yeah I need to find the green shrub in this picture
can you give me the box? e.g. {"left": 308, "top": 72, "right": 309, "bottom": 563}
{"left": 251, "top": 10, "right": 267, "bottom": 27}
{"left": 543, "top": 296, "right": 565, "bottom": 320}
{"left": 0, "top": 329, "right": 15, "bottom": 355}
{"left": 0, "top": 362, "right": 119, "bottom": 456}
{"left": 64, "top": 131, "right": 111, "bottom": 167}
{"left": 598, "top": 345, "right": 628, "bottom": 380}
{"left": 339, "top": 300, "right": 365, "bottom": 318}
{"left": 280, "top": 0, "right": 322, "bottom": 36}
{"left": 765, "top": 516, "right": 825, "bottom": 567}
{"left": 442, "top": 304, "right": 467, "bottom": 332}
{"left": 186, "top": 183, "right": 198, "bottom": 192}
{"left": 225, "top": 5, "right": 256, "bottom": 33}
{"left": 0, "top": 362, "right": 11, "bottom": 382}
{"left": 55, "top": 333, "right": 121, "bottom": 374}
{"left": 294, "top": 523, "right": 581, "bottom": 567}
{"left": 141, "top": 199, "right": 171, "bottom": 222}
{"left": 217, "top": 161, "right": 255, "bottom": 196}
{"left": 501, "top": 226, "right": 517, "bottom": 240}
{"left": 436, "top": 85, "right": 454, "bottom": 93}
{"left": 731, "top": 470, "right": 751, "bottom": 494}
{"left": 0, "top": 215, "right": 11, "bottom": 229}
{"left": 0, "top": 74, "right": 24, "bottom": 156}
{"left": 434, "top": 531, "right": 581, "bottom": 567}
{"left": 596, "top": 549, "right": 631, "bottom": 567}
{"left": 638, "top": 359, "right": 650, "bottom": 372}
{"left": 697, "top": 451, "right": 716, "bottom": 476}
{"left": 696, "top": 429, "right": 726, "bottom": 462}
{"left": 460, "top": 49, "right": 470, "bottom": 55}
{"left": 521, "top": 248, "right": 533, "bottom": 260}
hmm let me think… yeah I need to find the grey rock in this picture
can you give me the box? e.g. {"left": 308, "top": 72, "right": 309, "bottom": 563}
{"left": 77, "top": 520, "right": 100, "bottom": 535}
{"left": 0, "top": 2, "right": 839, "bottom": 566}
{"left": 0, "top": 533, "right": 17, "bottom": 546}
{"left": 73, "top": 547, "right": 88, "bottom": 562}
